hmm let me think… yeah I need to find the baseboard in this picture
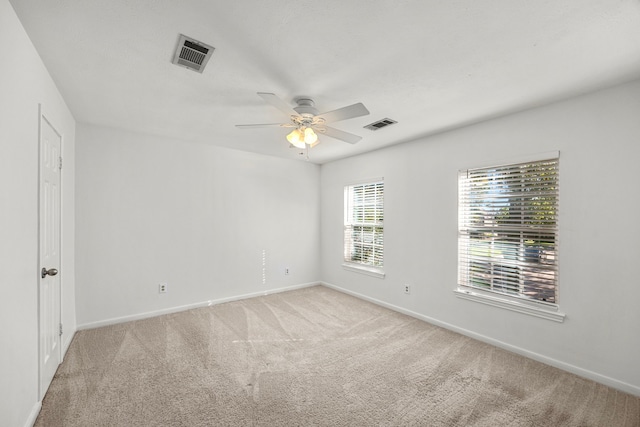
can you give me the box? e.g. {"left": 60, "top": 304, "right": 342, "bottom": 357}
{"left": 320, "top": 281, "right": 640, "bottom": 397}
{"left": 24, "top": 401, "right": 41, "bottom": 427}
{"left": 77, "top": 282, "right": 319, "bottom": 330}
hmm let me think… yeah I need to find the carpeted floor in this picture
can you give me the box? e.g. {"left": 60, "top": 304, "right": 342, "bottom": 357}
{"left": 36, "top": 285, "right": 639, "bottom": 426}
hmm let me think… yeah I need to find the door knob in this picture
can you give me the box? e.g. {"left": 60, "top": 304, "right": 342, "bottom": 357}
{"left": 41, "top": 268, "right": 58, "bottom": 278}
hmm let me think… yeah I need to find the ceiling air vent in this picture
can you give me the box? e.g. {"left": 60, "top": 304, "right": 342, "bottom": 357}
{"left": 364, "top": 118, "right": 397, "bottom": 131}
{"left": 172, "top": 34, "right": 215, "bottom": 73}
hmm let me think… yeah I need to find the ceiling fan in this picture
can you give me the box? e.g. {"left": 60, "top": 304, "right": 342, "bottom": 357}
{"left": 236, "top": 92, "right": 370, "bottom": 150}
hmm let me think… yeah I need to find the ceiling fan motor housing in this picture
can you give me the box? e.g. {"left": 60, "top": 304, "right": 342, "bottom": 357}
{"left": 293, "top": 98, "right": 318, "bottom": 116}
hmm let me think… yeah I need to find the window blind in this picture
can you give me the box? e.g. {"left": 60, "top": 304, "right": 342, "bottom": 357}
{"left": 458, "top": 158, "right": 559, "bottom": 303}
{"left": 344, "top": 180, "right": 384, "bottom": 267}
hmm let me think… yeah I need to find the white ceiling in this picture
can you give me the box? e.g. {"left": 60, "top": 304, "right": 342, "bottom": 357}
{"left": 10, "top": 0, "right": 640, "bottom": 164}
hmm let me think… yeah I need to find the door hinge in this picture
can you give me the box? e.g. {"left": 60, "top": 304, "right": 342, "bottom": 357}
{"left": 59, "top": 323, "right": 63, "bottom": 337}
{"left": 59, "top": 157, "right": 63, "bottom": 170}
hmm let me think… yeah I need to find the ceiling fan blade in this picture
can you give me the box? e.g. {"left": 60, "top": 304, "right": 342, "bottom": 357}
{"left": 235, "top": 123, "right": 294, "bottom": 129}
{"left": 257, "top": 92, "right": 300, "bottom": 118}
{"left": 316, "top": 103, "right": 369, "bottom": 124}
{"left": 318, "top": 126, "right": 362, "bottom": 144}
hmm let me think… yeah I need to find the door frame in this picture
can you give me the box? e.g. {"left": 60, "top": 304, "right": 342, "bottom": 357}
{"left": 37, "top": 104, "right": 64, "bottom": 401}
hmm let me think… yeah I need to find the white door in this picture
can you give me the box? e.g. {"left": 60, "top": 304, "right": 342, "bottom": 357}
{"left": 39, "top": 111, "right": 62, "bottom": 399}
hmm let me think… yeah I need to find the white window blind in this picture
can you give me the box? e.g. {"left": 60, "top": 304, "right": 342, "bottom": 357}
{"left": 344, "top": 180, "right": 384, "bottom": 268}
{"left": 458, "top": 158, "right": 559, "bottom": 304}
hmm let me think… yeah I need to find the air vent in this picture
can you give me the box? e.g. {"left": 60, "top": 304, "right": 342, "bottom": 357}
{"left": 172, "top": 34, "right": 215, "bottom": 73}
{"left": 364, "top": 118, "right": 397, "bottom": 131}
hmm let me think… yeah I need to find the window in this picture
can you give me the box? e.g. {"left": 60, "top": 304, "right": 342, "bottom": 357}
{"left": 343, "top": 180, "right": 384, "bottom": 276}
{"left": 457, "top": 156, "right": 560, "bottom": 317}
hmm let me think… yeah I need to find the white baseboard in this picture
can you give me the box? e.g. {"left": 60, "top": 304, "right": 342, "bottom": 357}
{"left": 320, "top": 281, "right": 640, "bottom": 397}
{"left": 77, "top": 282, "right": 319, "bottom": 330}
{"left": 24, "top": 401, "right": 41, "bottom": 427}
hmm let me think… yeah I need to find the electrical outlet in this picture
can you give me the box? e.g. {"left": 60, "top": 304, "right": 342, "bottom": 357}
{"left": 284, "top": 267, "right": 290, "bottom": 276}
{"left": 404, "top": 284, "right": 411, "bottom": 294}
{"left": 159, "top": 283, "right": 168, "bottom": 294}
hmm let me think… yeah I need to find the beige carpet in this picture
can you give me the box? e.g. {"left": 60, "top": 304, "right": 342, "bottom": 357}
{"left": 36, "top": 285, "right": 639, "bottom": 426}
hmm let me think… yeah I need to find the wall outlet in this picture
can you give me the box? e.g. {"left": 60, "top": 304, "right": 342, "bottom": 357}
{"left": 284, "top": 267, "right": 290, "bottom": 276}
{"left": 159, "top": 283, "right": 168, "bottom": 294}
{"left": 404, "top": 284, "right": 411, "bottom": 294}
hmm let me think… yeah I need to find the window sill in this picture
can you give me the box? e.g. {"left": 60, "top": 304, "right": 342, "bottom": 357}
{"left": 453, "top": 287, "right": 565, "bottom": 323}
{"left": 342, "top": 263, "right": 385, "bottom": 279}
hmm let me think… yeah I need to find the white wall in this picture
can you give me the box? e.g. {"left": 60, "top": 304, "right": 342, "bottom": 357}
{"left": 320, "top": 79, "right": 640, "bottom": 396}
{"left": 0, "top": 1, "right": 76, "bottom": 426}
{"left": 75, "top": 124, "right": 320, "bottom": 327}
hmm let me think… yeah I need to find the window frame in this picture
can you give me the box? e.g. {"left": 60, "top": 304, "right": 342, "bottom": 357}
{"left": 455, "top": 153, "right": 565, "bottom": 322}
{"left": 342, "top": 178, "right": 385, "bottom": 278}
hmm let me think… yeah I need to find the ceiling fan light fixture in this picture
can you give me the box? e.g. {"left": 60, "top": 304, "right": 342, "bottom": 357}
{"left": 303, "top": 127, "right": 318, "bottom": 144}
{"left": 286, "top": 129, "right": 306, "bottom": 149}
